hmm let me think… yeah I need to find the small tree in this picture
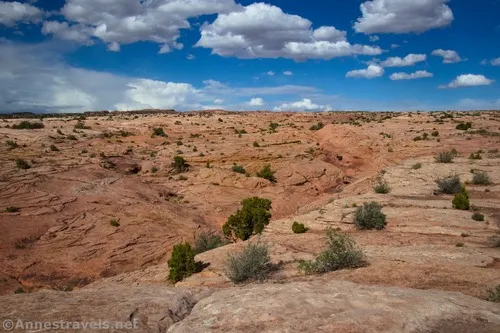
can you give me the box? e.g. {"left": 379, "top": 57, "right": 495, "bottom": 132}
{"left": 452, "top": 186, "right": 470, "bottom": 210}
{"left": 153, "top": 128, "right": 167, "bottom": 137}
{"left": 292, "top": 221, "right": 308, "bottom": 234}
{"left": 225, "top": 242, "right": 271, "bottom": 283}
{"left": 168, "top": 243, "right": 197, "bottom": 283}
{"left": 222, "top": 197, "right": 272, "bottom": 241}
{"left": 354, "top": 202, "right": 387, "bottom": 230}
{"left": 269, "top": 122, "right": 279, "bottom": 131}
{"left": 172, "top": 156, "right": 188, "bottom": 173}
{"left": 16, "top": 159, "right": 31, "bottom": 170}
{"left": 256, "top": 164, "right": 276, "bottom": 183}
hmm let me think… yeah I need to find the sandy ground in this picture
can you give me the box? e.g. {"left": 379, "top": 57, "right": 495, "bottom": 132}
{"left": 0, "top": 110, "right": 499, "bottom": 296}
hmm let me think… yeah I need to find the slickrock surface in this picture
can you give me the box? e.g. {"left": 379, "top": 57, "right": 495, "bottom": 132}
{"left": 0, "top": 281, "right": 499, "bottom": 333}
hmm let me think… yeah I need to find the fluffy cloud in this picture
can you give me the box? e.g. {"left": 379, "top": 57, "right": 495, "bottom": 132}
{"left": 196, "top": 3, "right": 382, "bottom": 61}
{"left": 346, "top": 65, "right": 384, "bottom": 79}
{"left": 116, "top": 79, "right": 202, "bottom": 111}
{"left": 273, "top": 98, "right": 330, "bottom": 111}
{"left": 0, "top": 1, "right": 43, "bottom": 26}
{"left": 267, "top": 71, "right": 275, "bottom": 76}
{"left": 490, "top": 58, "right": 500, "bottom": 66}
{"left": 390, "top": 70, "right": 433, "bottom": 80}
{"left": 441, "top": 74, "right": 494, "bottom": 88}
{"left": 312, "top": 26, "right": 347, "bottom": 42}
{"left": 42, "top": 21, "right": 93, "bottom": 45}
{"left": 283, "top": 71, "right": 293, "bottom": 76}
{"left": 248, "top": 97, "right": 264, "bottom": 107}
{"left": 380, "top": 54, "right": 426, "bottom": 67}
{"left": 431, "top": 49, "right": 464, "bottom": 63}
{"left": 354, "top": 0, "right": 454, "bottom": 34}
{"left": 40, "top": 0, "right": 239, "bottom": 52}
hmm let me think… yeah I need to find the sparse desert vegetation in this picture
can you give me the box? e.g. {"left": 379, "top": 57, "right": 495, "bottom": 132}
{"left": 0, "top": 110, "right": 499, "bottom": 325}
{"left": 354, "top": 202, "right": 387, "bottom": 230}
{"left": 298, "top": 228, "right": 367, "bottom": 275}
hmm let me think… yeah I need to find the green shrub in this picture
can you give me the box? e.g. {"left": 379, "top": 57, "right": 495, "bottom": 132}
{"left": 373, "top": 181, "right": 390, "bottom": 194}
{"left": 413, "top": 136, "right": 422, "bottom": 141}
{"left": 194, "top": 231, "right": 226, "bottom": 254}
{"left": 469, "top": 152, "right": 482, "bottom": 160}
{"left": 488, "top": 236, "right": 500, "bottom": 248}
{"left": 12, "top": 121, "right": 44, "bottom": 130}
{"left": 472, "top": 213, "right": 485, "bottom": 221}
{"left": 16, "top": 159, "right": 31, "bottom": 170}
{"left": 436, "top": 175, "right": 462, "bottom": 194}
{"left": 354, "top": 202, "right": 387, "bottom": 230}
{"left": 298, "top": 228, "right": 366, "bottom": 275}
{"left": 232, "top": 165, "right": 246, "bottom": 174}
{"left": 66, "top": 135, "right": 77, "bottom": 140}
{"left": 435, "top": 151, "right": 454, "bottom": 163}
{"left": 110, "top": 219, "right": 120, "bottom": 227}
{"left": 411, "top": 163, "right": 422, "bottom": 170}
{"left": 172, "top": 156, "right": 189, "bottom": 173}
{"left": 253, "top": 141, "right": 260, "bottom": 147}
{"left": 222, "top": 197, "right": 272, "bottom": 241}
{"left": 6, "top": 140, "right": 18, "bottom": 149}
{"left": 168, "top": 243, "right": 197, "bottom": 283}
{"left": 310, "top": 122, "right": 324, "bottom": 131}
{"left": 50, "top": 144, "right": 59, "bottom": 152}
{"left": 292, "top": 221, "right": 308, "bottom": 234}
{"left": 485, "top": 285, "right": 500, "bottom": 303}
{"left": 225, "top": 242, "right": 271, "bottom": 283}
{"left": 153, "top": 128, "right": 167, "bottom": 137}
{"left": 452, "top": 187, "right": 470, "bottom": 210}
{"left": 256, "top": 164, "right": 276, "bottom": 183}
{"left": 456, "top": 122, "right": 472, "bottom": 130}
{"left": 6, "top": 206, "right": 20, "bottom": 213}
{"left": 74, "top": 121, "right": 90, "bottom": 130}
{"left": 151, "top": 166, "right": 158, "bottom": 173}
{"left": 472, "top": 171, "right": 491, "bottom": 185}
{"left": 431, "top": 130, "right": 439, "bottom": 137}
{"left": 14, "top": 288, "right": 25, "bottom": 294}
{"left": 269, "top": 122, "right": 279, "bottom": 131}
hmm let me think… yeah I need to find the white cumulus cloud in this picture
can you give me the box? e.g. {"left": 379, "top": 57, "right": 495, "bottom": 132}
{"left": 273, "top": 98, "right": 330, "bottom": 111}
{"left": 380, "top": 54, "right": 426, "bottom": 67}
{"left": 346, "top": 65, "right": 384, "bottom": 79}
{"left": 196, "top": 2, "right": 382, "bottom": 61}
{"left": 283, "top": 71, "right": 293, "bottom": 76}
{"left": 248, "top": 97, "right": 264, "bottom": 107}
{"left": 431, "top": 49, "right": 464, "bottom": 63}
{"left": 354, "top": 0, "right": 454, "bottom": 34}
{"left": 0, "top": 1, "right": 43, "bottom": 27}
{"left": 41, "top": 0, "right": 239, "bottom": 52}
{"left": 490, "top": 58, "right": 500, "bottom": 66}
{"left": 441, "top": 74, "right": 494, "bottom": 88}
{"left": 390, "top": 70, "right": 433, "bottom": 80}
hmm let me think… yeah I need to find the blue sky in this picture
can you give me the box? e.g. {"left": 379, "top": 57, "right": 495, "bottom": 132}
{"left": 0, "top": 0, "right": 499, "bottom": 112}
